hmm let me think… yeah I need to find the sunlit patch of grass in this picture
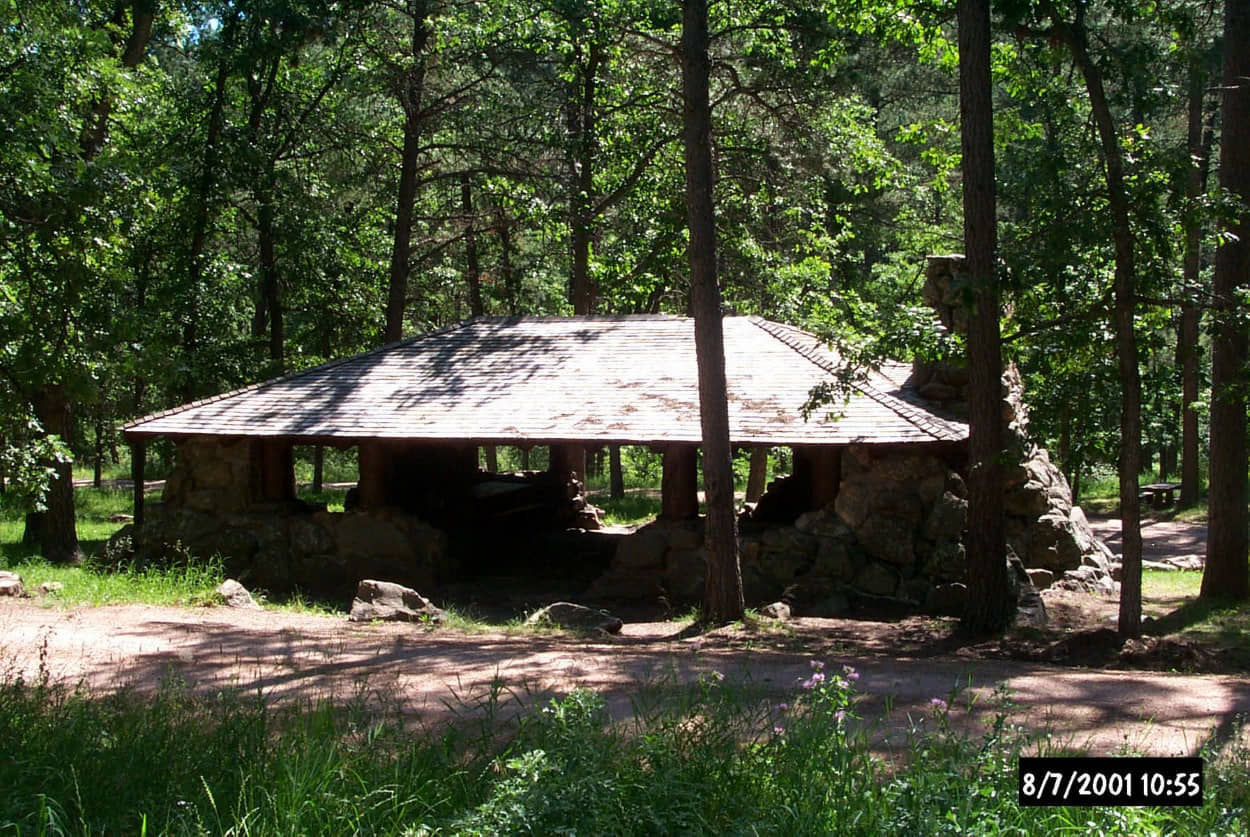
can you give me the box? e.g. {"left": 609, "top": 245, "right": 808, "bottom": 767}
{"left": 588, "top": 491, "right": 661, "bottom": 526}
{"left": 7, "top": 556, "right": 227, "bottom": 607}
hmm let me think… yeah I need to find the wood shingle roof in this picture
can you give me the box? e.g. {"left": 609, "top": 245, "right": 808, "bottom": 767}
{"left": 123, "top": 316, "right": 968, "bottom": 446}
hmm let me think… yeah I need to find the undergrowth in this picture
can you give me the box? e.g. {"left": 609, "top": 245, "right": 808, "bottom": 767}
{"left": 1, "top": 660, "right": 1246, "bottom": 835}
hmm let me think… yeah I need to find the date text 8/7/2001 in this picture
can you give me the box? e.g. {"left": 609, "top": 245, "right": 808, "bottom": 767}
{"left": 1018, "top": 757, "right": 1203, "bottom": 806}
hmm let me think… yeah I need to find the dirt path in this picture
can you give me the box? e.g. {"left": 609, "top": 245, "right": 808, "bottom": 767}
{"left": 1087, "top": 515, "right": 1208, "bottom": 568}
{"left": 3, "top": 599, "right": 1246, "bottom": 759}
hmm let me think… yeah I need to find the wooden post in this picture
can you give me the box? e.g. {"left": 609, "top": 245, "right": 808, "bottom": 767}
{"left": 745, "top": 446, "right": 769, "bottom": 503}
{"left": 255, "top": 440, "right": 295, "bottom": 501}
{"left": 661, "top": 445, "right": 699, "bottom": 520}
{"left": 792, "top": 446, "right": 841, "bottom": 511}
{"left": 356, "top": 442, "right": 389, "bottom": 509}
{"left": 549, "top": 443, "right": 586, "bottom": 486}
{"left": 130, "top": 441, "right": 146, "bottom": 535}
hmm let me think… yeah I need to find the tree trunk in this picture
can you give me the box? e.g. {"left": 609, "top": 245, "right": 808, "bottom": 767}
{"left": 959, "top": 0, "right": 1014, "bottom": 635}
{"left": 312, "top": 446, "right": 324, "bottom": 493}
{"left": 1062, "top": 13, "right": 1145, "bottom": 637}
{"left": 682, "top": 0, "right": 742, "bottom": 624}
{"left": 183, "top": 23, "right": 234, "bottom": 403}
{"left": 745, "top": 446, "right": 768, "bottom": 503}
{"left": 568, "top": 42, "right": 603, "bottom": 316}
{"left": 496, "top": 210, "right": 519, "bottom": 316}
{"left": 31, "top": 386, "right": 82, "bottom": 564}
{"left": 384, "top": 0, "right": 431, "bottom": 343}
{"left": 609, "top": 444, "right": 624, "bottom": 499}
{"left": 461, "top": 172, "right": 484, "bottom": 316}
{"left": 256, "top": 186, "right": 284, "bottom": 369}
{"left": 93, "top": 411, "right": 104, "bottom": 488}
{"left": 1202, "top": 0, "right": 1250, "bottom": 601}
{"left": 1179, "top": 65, "right": 1215, "bottom": 508}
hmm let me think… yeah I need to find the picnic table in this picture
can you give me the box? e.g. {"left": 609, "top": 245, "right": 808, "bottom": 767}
{"left": 1140, "top": 482, "right": 1182, "bottom": 508}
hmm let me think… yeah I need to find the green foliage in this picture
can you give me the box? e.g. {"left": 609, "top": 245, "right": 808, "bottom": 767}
{"left": 1, "top": 663, "right": 1247, "bottom": 834}
{"left": 0, "top": 417, "right": 73, "bottom": 514}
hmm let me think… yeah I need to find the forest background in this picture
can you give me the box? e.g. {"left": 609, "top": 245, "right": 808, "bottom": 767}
{"left": 0, "top": 0, "right": 1243, "bottom": 573}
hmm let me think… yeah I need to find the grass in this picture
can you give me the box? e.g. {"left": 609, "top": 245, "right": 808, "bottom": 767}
{"left": 588, "top": 490, "right": 662, "bottom": 526}
{"left": 0, "top": 662, "right": 1246, "bottom": 835}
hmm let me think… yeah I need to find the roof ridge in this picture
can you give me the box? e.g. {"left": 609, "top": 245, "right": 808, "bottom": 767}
{"left": 747, "top": 318, "right": 965, "bottom": 441}
{"left": 122, "top": 319, "right": 476, "bottom": 432}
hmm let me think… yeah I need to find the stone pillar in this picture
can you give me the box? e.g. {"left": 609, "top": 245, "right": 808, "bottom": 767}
{"left": 661, "top": 445, "right": 699, "bottom": 520}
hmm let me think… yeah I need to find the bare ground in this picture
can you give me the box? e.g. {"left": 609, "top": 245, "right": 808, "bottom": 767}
{"left": 4, "top": 510, "right": 1245, "bottom": 757}
{"left": 2, "top": 592, "right": 1247, "bottom": 760}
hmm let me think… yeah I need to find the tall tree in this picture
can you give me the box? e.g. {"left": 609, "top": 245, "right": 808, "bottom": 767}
{"left": 959, "top": 0, "right": 1013, "bottom": 634}
{"left": 0, "top": 0, "right": 157, "bottom": 563}
{"left": 682, "top": 0, "right": 743, "bottom": 624}
{"left": 1178, "top": 54, "right": 1215, "bottom": 508}
{"left": 383, "top": 0, "right": 431, "bottom": 343}
{"left": 1202, "top": 0, "right": 1249, "bottom": 600}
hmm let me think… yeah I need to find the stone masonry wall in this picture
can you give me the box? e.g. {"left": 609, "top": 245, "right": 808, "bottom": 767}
{"left": 113, "top": 438, "right": 451, "bottom": 595}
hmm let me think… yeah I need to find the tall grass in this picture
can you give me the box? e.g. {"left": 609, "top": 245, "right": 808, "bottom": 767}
{"left": 1, "top": 662, "right": 1246, "bottom": 835}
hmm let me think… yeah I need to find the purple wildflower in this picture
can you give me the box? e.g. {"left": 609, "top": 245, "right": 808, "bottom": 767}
{"left": 810, "top": 660, "right": 825, "bottom": 671}
{"left": 930, "top": 698, "right": 948, "bottom": 711}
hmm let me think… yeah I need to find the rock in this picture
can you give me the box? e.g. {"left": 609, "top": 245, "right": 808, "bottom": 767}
{"left": 0, "top": 571, "right": 26, "bottom": 597}
{"left": 925, "top": 582, "right": 966, "bottom": 616}
{"left": 527, "top": 602, "right": 622, "bottom": 634}
{"left": 665, "top": 523, "right": 703, "bottom": 552}
{"left": 759, "top": 601, "right": 791, "bottom": 620}
{"left": 807, "top": 592, "right": 852, "bottom": 617}
{"left": 663, "top": 550, "right": 707, "bottom": 602}
{"left": 1026, "top": 568, "right": 1055, "bottom": 589}
{"left": 1004, "top": 483, "right": 1050, "bottom": 517}
{"left": 348, "top": 579, "right": 446, "bottom": 623}
{"left": 614, "top": 528, "right": 669, "bottom": 572}
{"left": 811, "top": 538, "right": 857, "bottom": 583}
{"left": 1023, "top": 511, "right": 1084, "bottom": 573}
{"left": 853, "top": 562, "right": 898, "bottom": 597}
{"left": 215, "top": 579, "right": 260, "bottom": 609}
{"left": 922, "top": 491, "right": 968, "bottom": 542}
{"left": 854, "top": 514, "right": 916, "bottom": 566}
{"left": 586, "top": 573, "right": 663, "bottom": 600}
{"left": 38, "top": 581, "right": 64, "bottom": 596}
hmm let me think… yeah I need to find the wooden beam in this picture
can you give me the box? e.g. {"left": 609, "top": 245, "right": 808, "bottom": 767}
{"left": 661, "top": 445, "right": 699, "bottom": 520}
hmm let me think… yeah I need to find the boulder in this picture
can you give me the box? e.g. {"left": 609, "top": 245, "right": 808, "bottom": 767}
{"left": 1026, "top": 568, "right": 1055, "bottom": 589}
{"left": 854, "top": 514, "right": 916, "bottom": 566}
{"left": 0, "top": 571, "right": 26, "bottom": 597}
{"left": 38, "top": 581, "right": 64, "bottom": 596}
{"left": 614, "top": 528, "right": 669, "bottom": 573}
{"left": 1023, "top": 511, "right": 1085, "bottom": 573}
{"left": 663, "top": 550, "right": 707, "bottom": 602}
{"left": 921, "top": 491, "right": 968, "bottom": 542}
{"left": 215, "top": 579, "right": 260, "bottom": 609}
{"left": 527, "top": 602, "right": 622, "bottom": 634}
{"left": 853, "top": 562, "right": 898, "bottom": 597}
{"left": 759, "top": 601, "right": 791, "bottom": 620}
{"left": 348, "top": 579, "right": 446, "bottom": 623}
{"left": 807, "top": 592, "right": 852, "bottom": 618}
